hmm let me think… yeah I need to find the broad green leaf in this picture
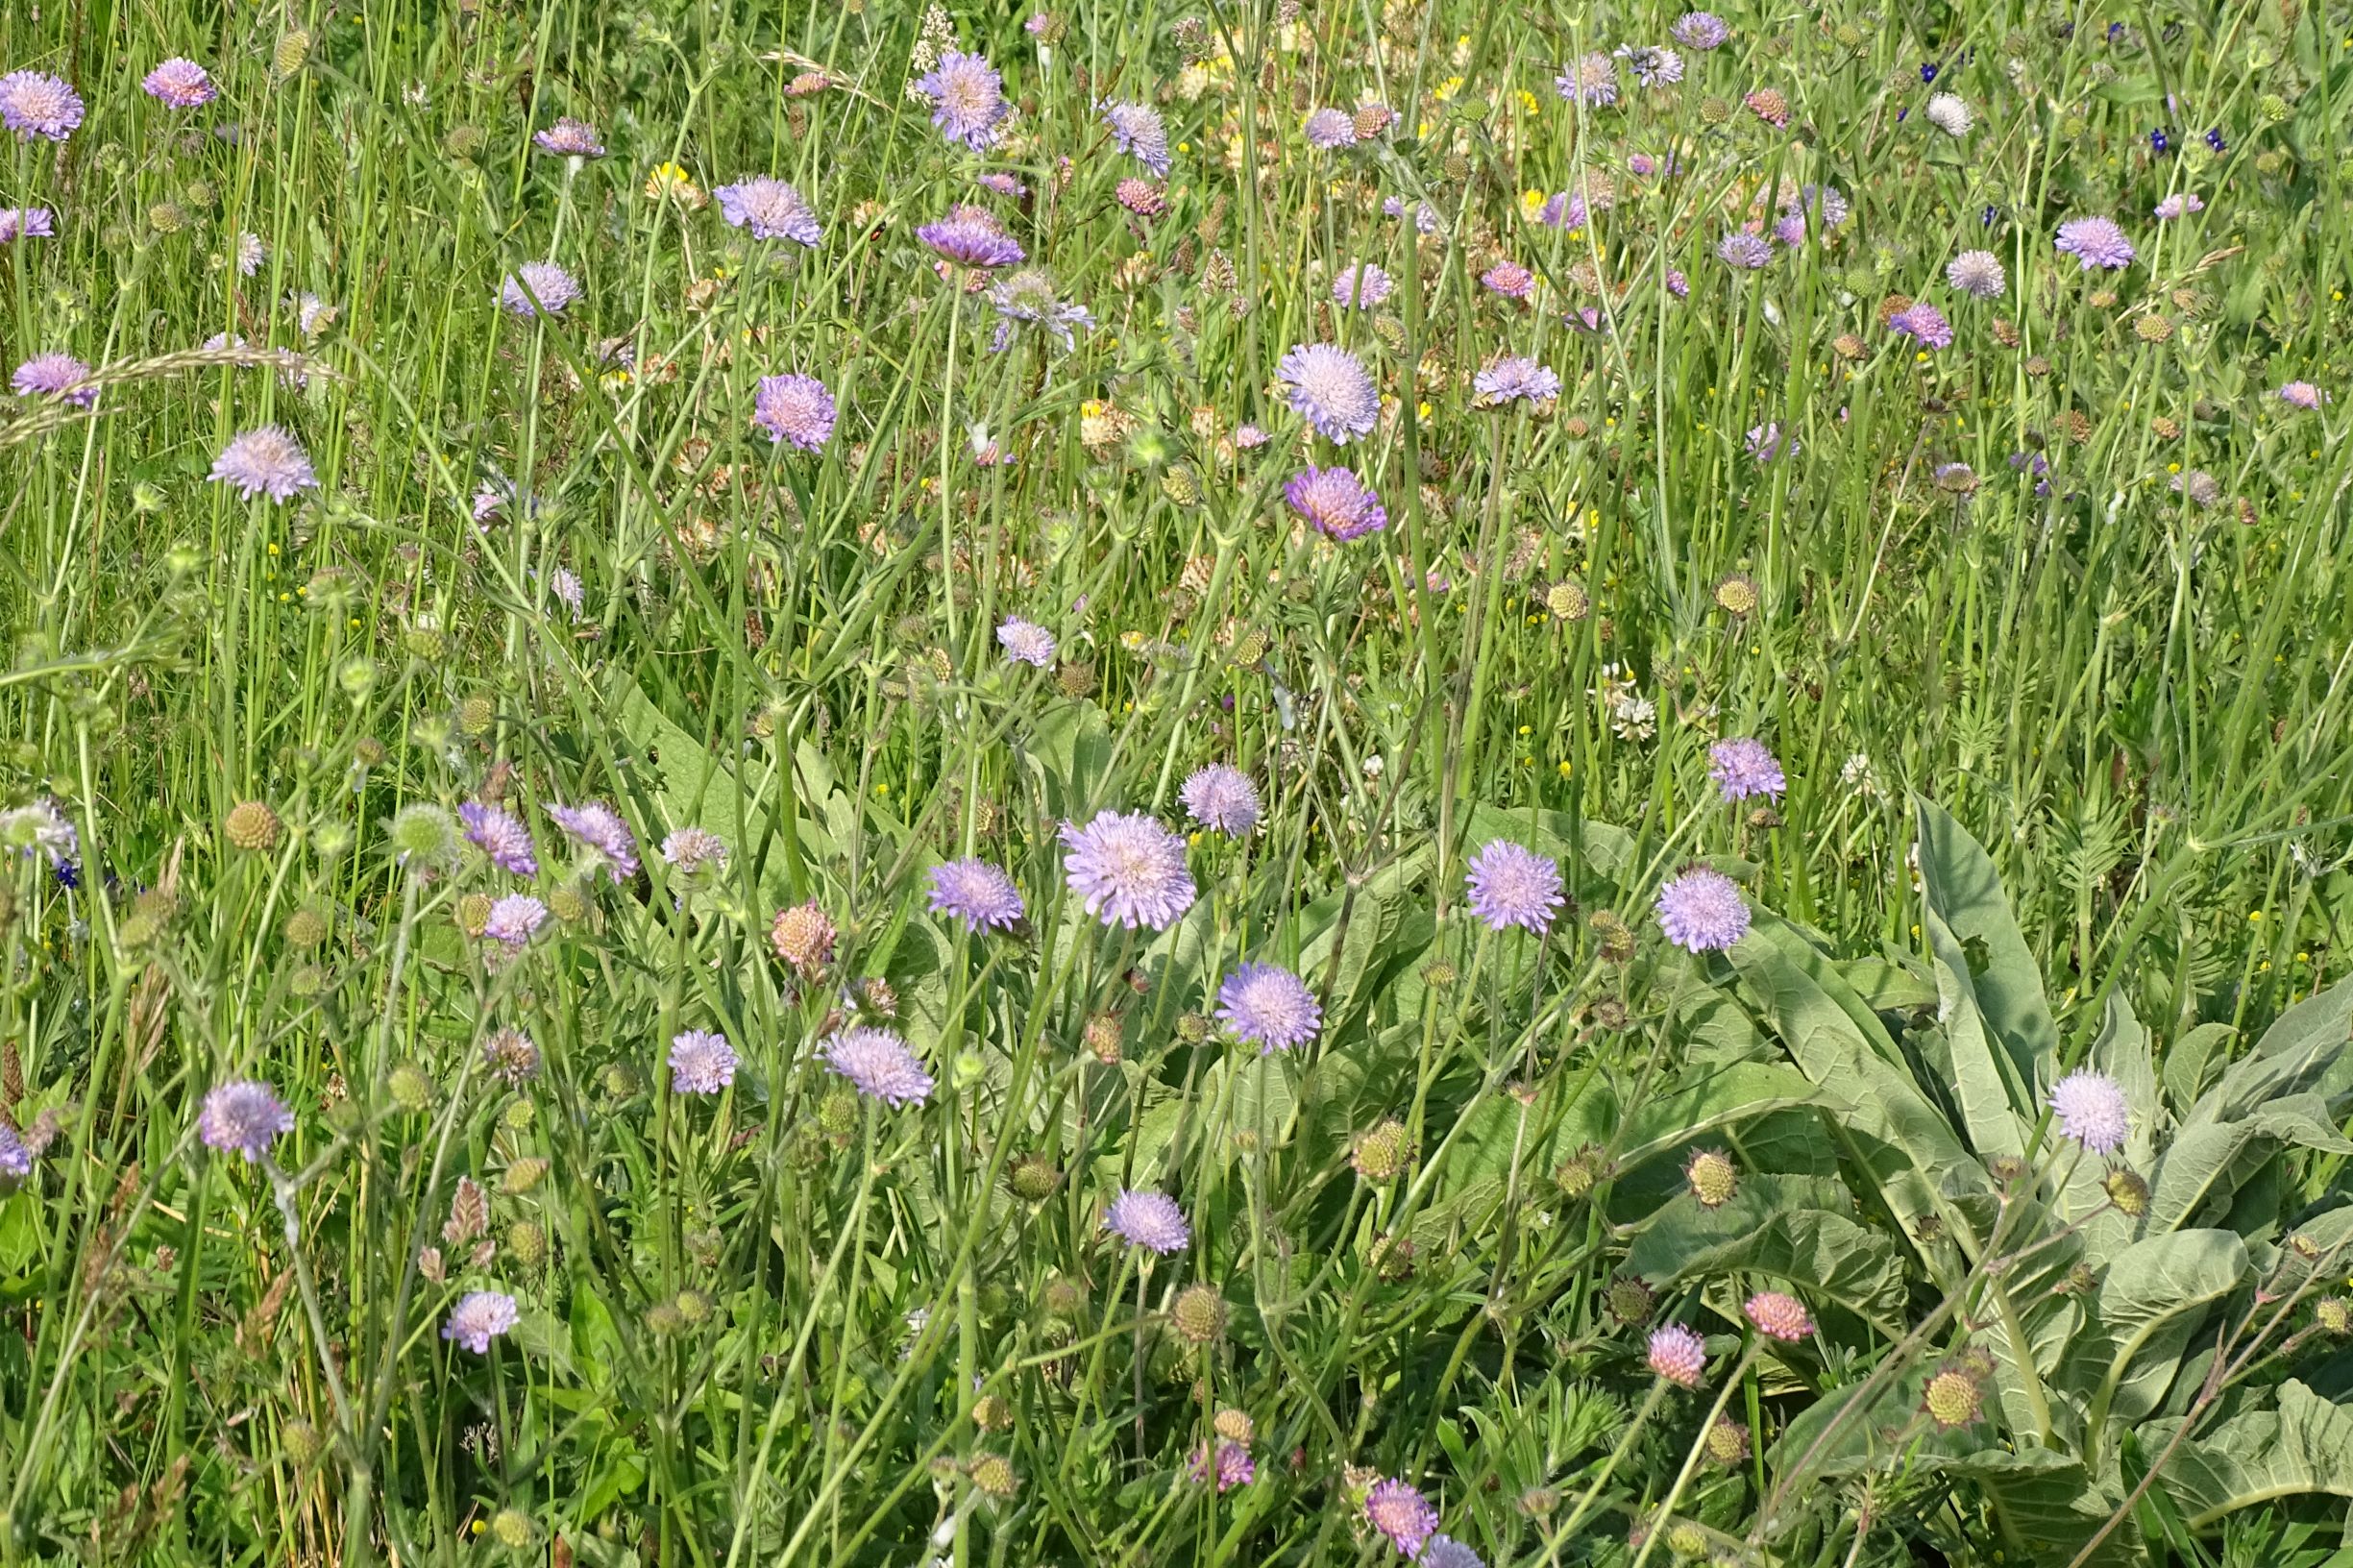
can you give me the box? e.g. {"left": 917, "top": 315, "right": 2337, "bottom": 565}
{"left": 1938, "top": 1447, "right": 2138, "bottom": 1566}
{"left": 1017, "top": 698, "right": 1115, "bottom": 822}
{"left": 2161, "top": 1022, "right": 2235, "bottom": 1117}
{"left": 1613, "top": 1060, "right": 1823, "bottom": 1172}
{"left": 2146, "top": 1381, "right": 2353, "bottom": 1531}
{"left": 1915, "top": 797, "right": 2059, "bottom": 1091}
{"left": 1924, "top": 908, "right": 2030, "bottom": 1164}
{"left": 2072, "top": 1230, "right": 2247, "bottom": 1439}
{"left": 1625, "top": 1174, "right": 1910, "bottom": 1336}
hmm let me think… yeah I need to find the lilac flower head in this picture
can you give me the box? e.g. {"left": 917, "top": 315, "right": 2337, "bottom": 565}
{"left": 660, "top": 826, "right": 728, "bottom": 875}
{"left": 927, "top": 857, "right": 1026, "bottom": 931}
{"left": 1947, "top": 250, "right": 2006, "bottom": 299}
{"left": 1304, "top": 107, "right": 1358, "bottom": 149}
{"left": 1648, "top": 1323, "right": 1708, "bottom": 1386}
{"left": 918, "top": 206, "right": 1026, "bottom": 269}
{"left": 142, "top": 59, "right": 216, "bottom": 110}
{"left": 2049, "top": 1068, "right": 2130, "bottom": 1154}
{"left": 1745, "top": 1289, "right": 1815, "bottom": 1341}
{"left": 459, "top": 801, "right": 538, "bottom": 876}
{"left": 1364, "top": 1478, "right": 1441, "bottom": 1559}
{"left": 1536, "top": 191, "right": 1589, "bottom": 231}
{"left": 997, "top": 616, "right": 1057, "bottom": 667}
{"left": 1615, "top": 44, "right": 1685, "bottom": 86}
{"left": 199, "top": 1080, "right": 295, "bottom": 1162}
{"left": 1382, "top": 195, "right": 1442, "bottom": 234}
{"left": 12, "top": 353, "right": 94, "bottom": 408}
{"left": 1465, "top": 839, "right": 1564, "bottom": 935}
{"left": 1278, "top": 343, "right": 1381, "bottom": 444}
{"left": 752, "top": 373, "right": 836, "bottom": 451}
{"left": 234, "top": 232, "right": 266, "bottom": 276}
{"left": 822, "top": 1024, "right": 935, "bottom": 1107}
{"left": 1473, "top": 355, "right": 1560, "bottom": 405}
{"left": 1656, "top": 867, "right": 1750, "bottom": 952}
{"left": 0, "top": 1122, "right": 28, "bottom": 1183}
{"left": 1193, "top": 1440, "right": 1255, "bottom": 1491}
{"left": 1286, "top": 465, "right": 1388, "bottom": 541}
{"left": 1216, "top": 963, "right": 1323, "bottom": 1052}
{"left": 716, "top": 176, "right": 821, "bottom": 245}
{"left": 1746, "top": 423, "right": 1798, "bottom": 462}
{"left": 1062, "top": 810, "right": 1196, "bottom": 930}
{"left": 1098, "top": 100, "right": 1170, "bottom": 175}
{"left": 501, "top": 261, "right": 581, "bottom": 317}
{"left": 1422, "top": 1538, "right": 1485, "bottom": 1568}
{"left": 2153, "top": 191, "right": 2204, "bottom": 220}
{"left": 1556, "top": 52, "right": 1620, "bottom": 107}
{"left": 1890, "top": 302, "right": 1952, "bottom": 351}
{"left": 1102, "top": 1188, "right": 1189, "bottom": 1253}
{"left": 0, "top": 71, "right": 85, "bottom": 142}
{"left": 1717, "top": 232, "right": 1775, "bottom": 270}
{"left": 1673, "top": 11, "right": 1731, "bottom": 48}
{"left": 1482, "top": 261, "right": 1534, "bottom": 300}
{"left": 0, "top": 208, "right": 56, "bottom": 244}
{"left": 1707, "top": 738, "right": 1785, "bottom": 802}
{"left": 442, "top": 1290, "right": 520, "bottom": 1354}
{"left": 1180, "top": 764, "right": 1262, "bottom": 836}
{"left": 2054, "top": 216, "right": 2135, "bottom": 270}
{"left": 534, "top": 116, "right": 605, "bottom": 158}
{"left": 548, "top": 800, "right": 640, "bottom": 882}
{"left": 209, "top": 427, "right": 318, "bottom": 502}
{"left": 482, "top": 894, "right": 547, "bottom": 951}
{"left": 989, "top": 267, "right": 1094, "bottom": 351}
{"left": 1333, "top": 261, "right": 1393, "bottom": 310}
{"left": 669, "top": 1029, "right": 739, "bottom": 1094}
{"left": 2278, "top": 380, "right": 2325, "bottom": 411}
{"left": 915, "top": 49, "right": 1010, "bottom": 152}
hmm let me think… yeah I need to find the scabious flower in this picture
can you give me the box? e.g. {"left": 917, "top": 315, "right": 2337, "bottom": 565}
{"left": 660, "top": 826, "right": 727, "bottom": 875}
{"left": 1648, "top": 1323, "right": 1708, "bottom": 1387}
{"left": 0, "top": 208, "right": 55, "bottom": 243}
{"left": 918, "top": 206, "right": 1026, "bottom": 268}
{"left": 1098, "top": 99, "right": 1169, "bottom": 175}
{"left": 1114, "top": 178, "right": 1164, "bottom": 218}
{"left": 200, "top": 1080, "right": 294, "bottom": 1162}
{"left": 1103, "top": 1188, "right": 1189, "bottom": 1253}
{"left": 1278, "top": 343, "right": 1381, "bottom": 444}
{"left": 442, "top": 1290, "right": 520, "bottom": 1354}
{"left": 914, "top": 49, "right": 1009, "bottom": 152}
{"left": 1925, "top": 92, "right": 1973, "bottom": 135}
{"left": 0, "top": 71, "right": 84, "bottom": 141}
{"left": 1656, "top": 868, "right": 1750, "bottom": 952}
{"left": 1535, "top": 191, "right": 1589, "bottom": 231}
{"left": 2049, "top": 1068, "right": 2130, "bottom": 1154}
{"left": 1383, "top": 195, "right": 1442, "bottom": 234}
{"left": 548, "top": 800, "right": 639, "bottom": 881}
{"left": 1890, "top": 302, "right": 1953, "bottom": 350}
{"left": 1180, "top": 765, "right": 1262, "bottom": 836}
{"left": 1673, "top": 11, "right": 1731, "bottom": 48}
{"left": 533, "top": 116, "right": 605, "bottom": 158}
{"left": 234, "top": 232, "right": 265, "bottom": 276}
{"left": 1421, "top": 1538, "right": 1484, "bottom": 1568}
{"left": 988, "top": 267, "right": 1093, "bottom": 351}
{"left": 209, "top": 427, "right": 318, "bottom": 502}
{"left": 752, "top": 373, "right": 835, "bottom": 451}
{"left": 1285, "top": 465, "right": 1388, "bottom": 541}
{"left": 141, "top": 59, "right": 216, "bottom": 110}
{"left": 12, "top": 353, "right": 93, "bottom": 407}
{"left": 1333, "top": 261, "right": 1392, "bottom": 309}
{"left": 0, "top": 1122, "right": 29, "bottom": 1183}
{"left": 2278, "top": 380, "right": 2325, "bottom": 410}
{"left": 669, "top": 1029, "right": 738, "bottom": 1093}
{"left": 1708, "top": 738, "right": 1786, "bottom": 801}
{"left": 1193, "top": 1440, "right": 1255, "bottom": 1491}
{"left": 1473, "top": 355, "right": 1560, "bottom": 405}
{"left": 1481, "top": 260, "right": 1534, "bottom": 300}
{"left": 482, "top": 894, "right": 547, "bottom": 951}
{"left": 1947, "top": 249, "right": 2006, "bottom": 299}
{"left": 1746, "top": 423, "right": 1798, "bottom": 462}
{"left": 1717, "top": 233, "right": 1774, "bottom": 269}
{"left": 500, "top": 261, "right": 581, "bottom": 317}
{"left": 2055, "top": 215, "right": 2135, "bottom": 270}
{"left": 715, "top": 176, "right": 821, "bottom": 245}
{"left": 1616, "top": 44, "right": 1684, "bottom": 86}
{"left": 822, "top": 1025, "right": 934, "bottom": 1107}
{"left": 1304, "top": 107, "right": 1357, "bottom": 148}
{"left": 459, "top": 801, "right": 538, "bottom": 876}
{"left": 1215, "top": 963, "right": 1322, "bottom": 1052}
{"left": 2153, "top": 191, "right": 2204, "bottom": 220}
{"left": 997, "top": 616, "right": 1057, "bottom": 667}
{"left": 927, "top": 858, "right": 1025, "bottom": 931}
{"left": 1745, "top": 1290, "right": 1815, "bottom": 1341}
{"left": 1464, "top": 840, "right": 1564, "bottom": 935}
{"left": 1556, "top": 52, "right": 1619, "bottom": 107}
{"left": 1062, "top": 810, "right": 1196, "bottom": 930}
{"left": 1364, "top": 1478, "right": 1440, "bottom": 1559}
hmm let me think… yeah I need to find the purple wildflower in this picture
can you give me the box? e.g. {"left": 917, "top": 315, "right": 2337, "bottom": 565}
{"left": 1717, "top": 232, "right": 1774, "bottom": 269}
{"left": 1465, "top": 839, "right": 1564, "bottom": 935}
{"left": 12, "top": 353, "right": 93, "bottom": 407}
{"left": 1746, "top": 423, "right": 1798, "bottom": 462}
{"left": 1615, "top": 44, "right": 1684, "bottom": 86}
{"left": 918, "top": 206, "right": 1027, "bottom": 269}
{"left": 821, "top": 1024, "right": 935, "bottom": 1107}
{"left": 1180, "top": 764, "right": 1262, "bottom": 836}
{"left": 927, "top": 857, "right": 1026, "bottom": 932}
{"left": 2049, "top": 1068, "right": 2130, "bottom": 1154}
{"left": 0, "top": 208, "right": 55, "bottom": 243}
{"left": 915, "top": 50, "right": 1009, "bottom": 152}
{"left": 2278, "top": 380, "right": 2324, "bottom": 410}
{"left": 669, "top": 1029, "right": 739, "bottom": 1094}
{"left": 199, "top": 1080, "right": 294, "bottom": 1162}
{"left": 989, "top": 267, "right": 1094, "bottom": 351}
{"left": 1102, "top": 1188, "right": 1190, "bottom": 1253}
{"left": 548, "top": 800, "right": 639, "bottom": 882}
{"left": 716, "top": 176, "right": 821, "bottom": 245}
{"left": 1473, "top": 355, "right": 1560, "bottom": 405}
{"left": 2054, "top": 215, "right": 2135, "bottom": 270}
{"left": 1556, "top": 52, "right": 1620, "bottom": 107}
{"left": 752, "top": 373, "right": 836, "bottom": 451}
{"left": 1947, "top": 250, "right": 2006, "bottom": 299}
{"left": 1656, "top": 867, "right": 1750, "bottom": 952}
{"left": 1193, "top": 1440, "right": 1255, "bottom": 1491}
{"left": 459, "top": 801, "right": 538, "bottom": 876}
{"left": 482, "top": 894, "right": 548, "bottom": 951}
{"left": 501, "top": 261, "right": 580, "bottom": 318}
{"left": 1648, "top": 1323, "right": 1707, "bottom": 1386}
{"left": 1285, "top": 465, "right": 1388, "bottom": 541}
{"left": 1745, "top": 1290, "right": 1815, "bottom": 1341}
{"left": 2153, "top": 191, "right": 2203, "bottom": 220}
{"left": 142, "top": 59, "right": 216, "bottom": 110}
{"left": 1673, "top": 11, "right": 1731, "bottom": 48}
{"left": 482, "top": 1027, "right": 542, "bottom": 1087}
{"left": 442, "top": 1290, "right": 520, "bottom": 1354}
{"left": 1364, "top": 1478, "right": 1440, "bottom": 1559}
{"left": 1707, "top": 738, "right": 1785, "bottom": 802}
{"left": 1304, "top": 107, "right": 1357, "bottom": 149}
{"left": 659, "top": 826, "right": 728, "bottom": 874}
{"left": 208, "top": 427, "right": 318, "bottom": 502}
{"left": 977, "top": 171, "right": 1028, "bottom": 198}
{"left": 0, "top": 71, "right": 84, "bottom": 142}
{"left": 1099, "top": 100, "right": 1170, "bottom": 175}
{"left": 1278, "top": 343, "right": 1381, "bottom": 444}
{"left": 1535, "top": 191, "right": 1589, "bottom": 231}
{"left": 1891, "top": 302, "right": 1953, "bottom": 350}
{"left": 0, "top": 1122, "right": 28, "bottom": 1183}
{"left": 997, "top": 616, "right": 1057, "bottom": 667}
{"left": 1421, "top": 1539, "right": 1484, "bottom": 1568}
{"left": 1482, "top": 260, "right": 1534, "bottom": 300}
{"left": 1334, "top": 261, "right": 1393, "bottom": 309}
{"left": 1215, "top": 963, "right": 1323, "bottom": 1052}
{"left": 1061, "top": 810, "right": 1196, "bottom": 930}
{"left": 533, "top": 116, "right": 605, "bottom": 158}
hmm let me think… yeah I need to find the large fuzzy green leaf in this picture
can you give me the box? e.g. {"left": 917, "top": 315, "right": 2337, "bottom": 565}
{"left": 2145, "top": 1381, "right": 2353, "bottom": 1531}
{"left": 1625, "top": 1174, "right": 1910, "bottom": 1336}
{"left": 1914, "top": 797, "right": 2060, "bottom": 1091}
{"left": 2070, "top": 1230, "right": 2247, "bottom": 1440}
{"left": 1923, "top": 908, "right": 2030, "bottom": 1164}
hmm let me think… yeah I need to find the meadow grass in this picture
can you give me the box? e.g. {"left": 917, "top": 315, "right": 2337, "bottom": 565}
{"left": 3, "top": 0, "right": 2353, "bottom": 1564}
